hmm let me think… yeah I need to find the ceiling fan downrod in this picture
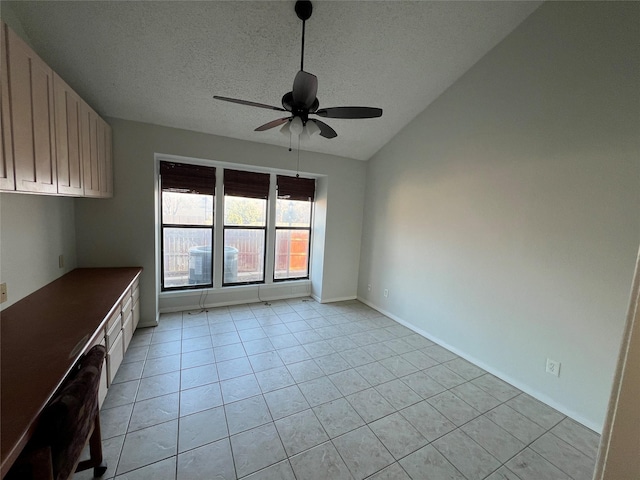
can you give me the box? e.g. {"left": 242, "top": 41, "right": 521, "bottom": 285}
{"left": 295, "top": 0, "right": 313, "bottom": 72}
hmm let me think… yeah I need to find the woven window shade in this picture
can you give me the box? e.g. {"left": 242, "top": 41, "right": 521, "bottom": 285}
{"left": 276, "top": 175, "right": 315, "bottom": 201}
{"left": 160, "top": 161, "right": 216, "bottom": 195}
{"left": 224, "top": 169, "right": 270, "bottom": 199}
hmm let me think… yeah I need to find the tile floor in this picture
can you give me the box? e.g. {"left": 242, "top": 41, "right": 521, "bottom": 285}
{"left": 75, "top": 298, "right": 600, "bottom": 480}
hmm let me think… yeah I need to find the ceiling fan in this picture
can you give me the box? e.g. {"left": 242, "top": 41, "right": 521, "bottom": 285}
{"left": 213, "top": 0, "right": 382, "bottom": 140}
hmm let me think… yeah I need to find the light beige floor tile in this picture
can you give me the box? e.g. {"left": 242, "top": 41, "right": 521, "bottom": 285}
{"left": 177, "top": 405, "right": 227, "bottom": 453}
{"left": 263, "top": 384, "right": 310, "bottom": 419}
{"left": 219, "top": 373, "right": 261, "bottom": 403}
{"left": 113, "top": 456, "right": 176, "bottom": 480}
{"left": 224, "top": 394, "right": 272, "bottom": 435}
{"left": 313, "top": 398, "right": 365, "bottom": 438}
{"left": 531, "top": 432, "right": 596, "bottom": 480}
{"left": 427, "top": 391, "right": 481, "bottom": 426}
{"left": 550, "top": 418, "right": 601, "bottom": 459}
{"left": 177, "top": 438, "right": 235, "bottom": 479}
{"left": 369, "top": 412, "right": 428, "bottom": 460}
{"left": 136, "top": 370, "right": 180, "bottom": 401}
{"left": 366, "top": 462, "right": 411, "bottom": 480}
{"left": 375, "top": 379, "right": 422, "bottom": 410}
{"left": 180, "top": 363, "right": 219, "bottom": 390}
{"left": 400, "top": 400, "right": 456, "bottom": 442}
{"left": 230, "top": 423, "right": 287, "bottom": 478}
{"left": 506, "top": 393, "right": 565, "bottom": 430}
{"left": 399, "top": 445, "right": 466, "bottom": 480}
{"left": 274, "top": 409, "right": 329, "bottom": 456}
{"left": 179, "top": 382, "right": 223, "bottom": 416}
{"left": 506, "top": 448, "right": 571, "bottom": 480}
{"left": 433, "top": 429, "right": 501, "bottom": 479}
{"left": 128, "top": 392, "right": 179, "bottom": 432}
{"left": 333, "top": 426, "right": 395, "bottom": 480}
{"left": 243, "top": 460, "right": 296, "bottom": 480}
{"left": 485, "top": 404, "right": 546, "bottom": 444}
{"left": 290, "top": 442, "right": 354, "bottom": 480}
{"left": 461, "top": 415, "right": 525, "bottom": 463}
{"left": 346, "top": 388, "right": 395, "bottom": 423}
{"left": 116, "top": 420, "right": 178, "bottom": 476}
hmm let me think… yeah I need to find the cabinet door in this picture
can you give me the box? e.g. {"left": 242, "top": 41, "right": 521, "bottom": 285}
{"left": 81, "top": 101, "right": 100, "bottom": 197}
{"left": 7, "top": 27, "right": 57, "bottom": 193}
{"left": 0, "top": 22, "right": 15, "bottom": 191}
{"left": 100, "top": 119, "right": 113, "bottom": 198}
{"left": 54, "top": 73, "right": 84, "bottom": 195}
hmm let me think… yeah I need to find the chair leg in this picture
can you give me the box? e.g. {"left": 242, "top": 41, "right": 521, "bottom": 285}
{"left": 88, "top": 412, "right": 104, "bottom": 465}
{"left": 76, "top": 412, "right": 107, "bottom": 477}
{"left": 90, "top": 413, "right": 108, "bottom": 477}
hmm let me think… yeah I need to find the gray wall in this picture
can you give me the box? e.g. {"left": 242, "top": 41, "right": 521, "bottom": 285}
{"left": 0, "top": 193, "right": 77, "bottom": 310}
{"left": 357, "top": 1, "right": 639, "bottom": 431}
{"left": 74, "top": 119, "right": 366, "bottom": 326}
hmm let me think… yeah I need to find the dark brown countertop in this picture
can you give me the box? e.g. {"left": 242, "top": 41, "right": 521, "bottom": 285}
{"left": 1, "top": 267, "right": 142, "bottom": 478}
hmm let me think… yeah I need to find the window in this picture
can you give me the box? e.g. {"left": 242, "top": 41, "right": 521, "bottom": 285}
{"left": 274, "top": 175, "right": 315, "bottom": 281}
{"left": 159, "top": 161, "right": 316, "bottom": 291}
{"left": 160, "top": 162, "right": 215, "bottom": 290}
{"left": 223, "top": 169, "right": 270, "bottom": 285}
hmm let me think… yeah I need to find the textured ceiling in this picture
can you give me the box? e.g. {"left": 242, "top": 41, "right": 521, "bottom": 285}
{"left": 7, "top": 1, "right": 541, "bottom": 161}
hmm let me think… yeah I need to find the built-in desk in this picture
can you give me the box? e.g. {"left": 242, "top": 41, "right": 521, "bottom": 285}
{"left": 0, "top": 267, "right": 142, "bottom": 478}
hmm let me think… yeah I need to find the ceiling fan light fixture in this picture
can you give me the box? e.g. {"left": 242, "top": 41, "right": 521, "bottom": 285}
{"left": 306, "top": 120, "right": 320, "bottom": 136}
{"left": 280, "top": 120, "right": 291, "bottom": 135}
{"left": 290, "top": 116, "right": 304, "bottom": 135}
{"left": 300, "top": 129, "right": 310, "bottom": 141}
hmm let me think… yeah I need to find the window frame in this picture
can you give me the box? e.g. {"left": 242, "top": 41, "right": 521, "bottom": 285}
{"left": 160, "top": 162, "right": 216, "bottom": 291}
{"left": 157, "top": 160, "right": 317, "bottom": 293}
{"left": 222, "top": 170, "right": 270, "bottom": 287}
{"left": 273, "top": 199, "right": 313, "bottom": 282}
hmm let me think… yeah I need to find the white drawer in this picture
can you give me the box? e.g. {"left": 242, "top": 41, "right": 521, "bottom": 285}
{"left": 123, "top": 285, "right": 133, "bottom": 304}
{"left": 107, "top": 330, "right": 124, "bottom": 386}
{"left": 122, "top": 310, "right": 134, "bottom": 351}
{"left": 122, "top": 295, "right": 133, "bottom": 318}
{"left": 106, "top": 307, "right": 121, "bottom": 332}
{"left": 105, "top": 314, "right": 122, "bottom": 351}
{"left": 90, "top": 337, "right": 109, "bottom": 407}
{"left": 132, "top": 300, "right": 141, "bottom": 330}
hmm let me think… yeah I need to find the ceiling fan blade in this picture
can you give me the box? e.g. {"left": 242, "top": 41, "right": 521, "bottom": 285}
{"left": 255, "top": 117, "right": 291, "bottom": 131}
{"left": 310, "top": 119, "right": 337, "bottom": 139}
{"left": 292, "top": 71, "right": 318, "bottom": 109}
{"left": 213, "top": 96, "right": 286, "bottom": 112}
{"left": 314, "top": 107, "right": 383, "bottom": 119}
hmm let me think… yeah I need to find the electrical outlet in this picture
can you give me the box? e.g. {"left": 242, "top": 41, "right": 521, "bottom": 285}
{"left": 58, "top": 254, "right": 64, "bottom": 268}
{"left": 546, "top": 358, "right": 561, "bottom": 377}
{"left": 0, "top": 283, "right": 7, "bottom": 304}
{"left": 383, "top": 289, "right": 389, "bottom": 298}
{"left": 367, "top": 284, "right": 371, "bottom": 292}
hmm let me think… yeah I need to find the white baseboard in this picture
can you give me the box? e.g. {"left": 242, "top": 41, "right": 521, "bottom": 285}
{"left": 357, "top": 296, "right": 601, "bottom": 433}
{"left": 136, "top": 311, "right": 160, "bottom": 329}
{"left": 317, "top": 295, "right": 358, "bottom": 304}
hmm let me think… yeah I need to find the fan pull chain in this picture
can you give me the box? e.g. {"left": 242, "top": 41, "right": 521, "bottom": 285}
{"left": 289, "top": 130, "right": 292, "bottom": 152}
{"left": 296, "top": 136, "right": 301, "bottom": 177}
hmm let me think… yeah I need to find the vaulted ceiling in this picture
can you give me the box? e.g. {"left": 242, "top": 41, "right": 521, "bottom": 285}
{"left": 7, "top": 1, "right": 541, "bottom": 160}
